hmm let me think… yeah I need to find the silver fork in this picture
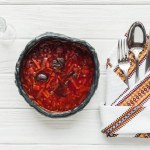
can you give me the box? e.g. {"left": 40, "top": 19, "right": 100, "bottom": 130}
{"left": 118, "top": 39, "right": 130, "bottom": 87}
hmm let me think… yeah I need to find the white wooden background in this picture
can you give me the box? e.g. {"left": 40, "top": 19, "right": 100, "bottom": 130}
{"left": 1, "top": 0, "right": 150, "bottom": 149}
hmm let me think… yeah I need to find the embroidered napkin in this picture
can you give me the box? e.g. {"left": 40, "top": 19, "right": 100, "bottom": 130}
{"left": 100, "top": 36, "right": 150, "bottom": 138}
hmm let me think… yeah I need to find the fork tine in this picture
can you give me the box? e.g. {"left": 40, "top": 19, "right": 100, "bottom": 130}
{"left": 125, "top": 39, "right": 129, "bottom": 58}
{"left": 122, "top": 39, "right": 125, "bottom": 59}
{"left": 124, "top": 39, "right": 126, "bottom": 56}
{"left": 118, "top": 39, "right": 129, "bottom": 61}
{"left": 120, "top": 39, "right": 124, "bottom": 59}
{"left": 118, "top": 39, "right": 121, "bottom": 62}
{"left": 124, "top": 39, "right": 127, "bottom": 58}
{"left": 117, "top": 39, "right": 130, "bottom": 87}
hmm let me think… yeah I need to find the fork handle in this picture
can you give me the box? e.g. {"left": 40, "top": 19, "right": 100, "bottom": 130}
{"left": 123, "top": 70, "right": 129, "bottom": 88}
{"left": 135, "top": 59, "right": 139, "bottom": 83}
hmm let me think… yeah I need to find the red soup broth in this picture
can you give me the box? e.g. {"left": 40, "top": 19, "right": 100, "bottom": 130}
{"left": 20, "top": 39, "right": 95, "bottom": 112}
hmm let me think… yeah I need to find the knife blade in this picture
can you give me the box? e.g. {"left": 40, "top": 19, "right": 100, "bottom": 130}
{"left": 145, "top": 33, "right": 150, "bottom": 73}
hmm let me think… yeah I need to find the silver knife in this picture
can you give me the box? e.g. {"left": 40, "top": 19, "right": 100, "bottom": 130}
{"left": 145, "top": 32, "right": 150, "bottom": 73}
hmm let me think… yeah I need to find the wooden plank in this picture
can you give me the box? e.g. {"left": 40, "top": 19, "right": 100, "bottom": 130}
{"left": 0, "top": 109, "right": 101, "bottom": 144}
{"left": 0, "top": 39, "right": 114, "bottom": 109}
{"left": 1, "top": 5, "right": 149, "bottom": 147}
{"left": 0, "top": 109, "right": 149, "bottom": 144}
{"left": 0, "top": 72, "right": 106, "bottom": 109}
{"left": 0, "top": 5, "right": 149, "bottom": 39}
{"left": 0, "top": 74, "right": 105, "bottom": 109}
{"left": 0, "top": 145, "right": 149, "bottom": 150}
{"left": 1, "top": 0, "right": 150, "bottom": 5}
{"left": 0, "top": 39, "right": 116, "bottom": 74}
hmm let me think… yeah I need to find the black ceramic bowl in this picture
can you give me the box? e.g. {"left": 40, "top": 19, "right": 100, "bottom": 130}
{"left": 15, "top": 32, "right": 99, "bottom": 118}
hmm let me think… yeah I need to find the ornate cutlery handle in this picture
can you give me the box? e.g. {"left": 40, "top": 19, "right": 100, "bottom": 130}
{"left": 127, "top": 21, "right": 146, "bottom": 83}
{"left": 127, "top": 21, "right": 146, "bottom": 49}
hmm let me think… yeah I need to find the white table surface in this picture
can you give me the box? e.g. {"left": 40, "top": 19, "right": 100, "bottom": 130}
{"left": 1, "top": 0, "right": 150, "bottom": 149}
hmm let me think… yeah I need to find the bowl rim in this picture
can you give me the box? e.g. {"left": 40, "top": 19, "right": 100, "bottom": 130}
{"left": 15, "top": 32, "right": 100, "bottom": 118}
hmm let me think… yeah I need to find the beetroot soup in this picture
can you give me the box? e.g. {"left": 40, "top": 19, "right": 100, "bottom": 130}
{"left": 20, "top": 39, "right": 95, "bottom": 112}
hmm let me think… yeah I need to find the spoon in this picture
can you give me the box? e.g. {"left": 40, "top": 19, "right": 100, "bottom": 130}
{"left": 127, "top": 21, "right": 146, "bottom": 82}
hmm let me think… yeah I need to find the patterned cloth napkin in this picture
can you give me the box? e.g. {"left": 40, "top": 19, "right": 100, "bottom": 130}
{"left": 99, "top": 35, "right": 150, "bottom": 138}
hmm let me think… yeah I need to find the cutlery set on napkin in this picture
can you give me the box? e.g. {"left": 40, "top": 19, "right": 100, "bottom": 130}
{"left": 100, "top": 21, "right": 150, "bottom": 138}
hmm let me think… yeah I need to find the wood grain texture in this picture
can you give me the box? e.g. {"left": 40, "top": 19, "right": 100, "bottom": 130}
{"left": 0, "top": 3, "right": 149, "bottom": 148}
{"left": 1, "top": 0, "right": 150, "bottom": 5}
{"left": 0, "top": 5, "right": 150, "bottom": 39}
{"left": 0, "top": 74, "right": 105, "bottom": 109}
{"left": 0, "top": 39, "right": 116, "bottom": 74}
{"left": 0, "top": 109, "right": 150, "bottom": 145}
{"left": 0, "top": 38, "right": 113, "bottom": 109}
{"left": 0, "top": 70, "right": 106, "bottom": 109}
{"left": 0, "top": 145, "right": 150, "bottom": 150}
